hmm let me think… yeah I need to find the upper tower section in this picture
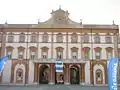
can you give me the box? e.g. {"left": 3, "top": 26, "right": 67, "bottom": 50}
{"left": 51, "top": 6, "right": 69, "bottom": 24}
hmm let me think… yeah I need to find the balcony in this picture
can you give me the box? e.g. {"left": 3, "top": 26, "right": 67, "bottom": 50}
{"left": 30, "top": 58, "right": 86, "bottom": 63}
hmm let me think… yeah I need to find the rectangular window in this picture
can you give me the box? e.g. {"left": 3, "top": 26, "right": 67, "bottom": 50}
{"left": 31, "top": 36, "right": 37, "bottom": 42}
{"left": 8, "top": 36, "right": 13, "bottom": 42}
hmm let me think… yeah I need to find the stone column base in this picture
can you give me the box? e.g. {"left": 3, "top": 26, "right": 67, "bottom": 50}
{"left": 64, "top": 82, "right": 70, "bottom": 85}
{"left": 49, "top": 82, "right": 55, "bottom": 84}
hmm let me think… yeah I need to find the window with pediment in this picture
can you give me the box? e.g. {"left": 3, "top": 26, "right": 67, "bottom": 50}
{"left": 8, "top": 33, "right": 14, "bottom": 42}
{"left": 18, "top": 47, "right": 25, "bottom": 60}
{"left": 56, "top": 47, "right": 64, "bottom": 60}
{"left": 56, "top": 33, "right": 63, "bottom": 43}
{"left": 71, "top": 33, "right": 78, "bottom": 43}
{"left": 71, "top": 47, "right": 78, "bottom": 59}
{"left": 18, "top": 52, "right": 24, "bottom": 60}
{"left": 31, "top": 33, "right": 37, "bottom": 42}
{"left": 95, "top": 52, "right": 101, "bottom": 59}
{"left": 83, "top": 33, "right": 89, "bottom": 43}
{"left": 42, "top": 32, "right": 48, "bottom": 43}
{"left": 94, "top": 34, "right": 100, "bottom": 43}
{"left": 6, "top": 46, "right": 13, "bottom": 60}
{"left": 19, "top": 33, "right": 25, "bottom": 42}
{"left": 41, "top": 47, "right": 49, "bottom": 59}
{"left": 0, "top": 47, "right": 2, "bottom": 58}
{"left": 30, "top": 47, "right": 37, "bottom": 60}
{"left": 82, "top": 47, "right": 90, "bottom": 60}
{"left": 94, "top": 47, "right": 101, "bottom": 59}
{"left": 118, "top": 36, "right": 120, "bottom": 44}
{"left": 118, "top": 48, "right": 120, "bottom": 58}
{"left": 106, "top": 47, "right": 113, "bottom": 60}
{"left": 0, "top": 33, "right": 1, "bottom": 42}
{"left": 16, "top": 68, "right": 23, "bottom": 82}
{"left": 105, "top": 34, "right": 112, "bottom": 43}
{"left": 96, "top": 69, "right": 103, "bottom": 84}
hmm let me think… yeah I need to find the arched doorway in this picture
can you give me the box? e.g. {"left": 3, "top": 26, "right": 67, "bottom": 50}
{"left": 95, "top": 69, "right": 103, "bottom": 84}
{"left": 39, "top": 65, "right": 49, "bottom": 84}
{"left": 70, "top": 65, "right": 80, "bottom": 84}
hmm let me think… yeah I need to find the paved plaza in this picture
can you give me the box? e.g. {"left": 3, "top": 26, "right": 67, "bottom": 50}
{"left": 0, "top": 85, "right": 113, "bottom": 90}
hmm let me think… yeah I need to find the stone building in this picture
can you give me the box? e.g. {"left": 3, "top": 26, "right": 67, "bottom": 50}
{"left": 0, "top": 7, "right": 119, "bottom": 85}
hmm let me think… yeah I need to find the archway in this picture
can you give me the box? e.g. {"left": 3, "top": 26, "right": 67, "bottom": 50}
{"left": 39, "top": 65, "right": 49, "bottom": 84}
{"left": 95, "top": 69, "right": 103, "bottom": 84}
{"left": 70, "top": 65, "right": 80, "bottom": 84}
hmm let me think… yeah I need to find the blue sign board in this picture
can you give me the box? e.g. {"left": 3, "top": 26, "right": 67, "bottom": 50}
{"left": 55, "top": 61, "right": 63, "bottom": 72}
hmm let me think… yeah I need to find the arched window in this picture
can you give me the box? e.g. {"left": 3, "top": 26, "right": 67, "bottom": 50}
{"left": 71, "top": 33, "right": 78, "bottom": 43}
{"left": 56, "top": 33, "right": 63, "bottom": 43}
{"left": 42, "top": 32, "right": 48, "bottom": 43}
{"left": 19, "top": 33, "right": 25, "bottom": 42}
{"left": 8, "top": 33, "right": 14, "bottom": 42}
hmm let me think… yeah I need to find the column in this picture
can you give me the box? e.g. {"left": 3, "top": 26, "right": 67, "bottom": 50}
{"left": 65, "top": 64, "right": 70, "bottom": 84}
{"left": 34, "top": 63, "right": 38, "bottom": 84}
{"left": 81, "top": 64, "right": 85, "bottom": 84}
{"left": 49, "top": 64, "right": 54, "bottom": 84}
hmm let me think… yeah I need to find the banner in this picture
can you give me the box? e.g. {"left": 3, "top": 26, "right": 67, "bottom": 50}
{"left": 108, "top": 57, "right": 118, "bottom": 90}
{"left": 0, "top": 56, "right": 9, "bottom": 74}
{"left": 55, "top": 61, "right": 63, "bottom": 72}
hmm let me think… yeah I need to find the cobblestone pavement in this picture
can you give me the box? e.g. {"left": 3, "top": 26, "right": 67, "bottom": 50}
{"left": 0, "top": 85, "right": 113, "bottom": 90}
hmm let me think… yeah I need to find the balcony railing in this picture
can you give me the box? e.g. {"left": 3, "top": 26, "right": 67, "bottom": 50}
{"left": 30, "top": 58, "right": 86, "bottom": 63}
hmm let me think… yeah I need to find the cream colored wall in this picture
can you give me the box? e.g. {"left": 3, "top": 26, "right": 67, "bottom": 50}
{"left": 2, "top": 60, "right": 12, "bottom": 83}
{"left": 28, "top": 61, "right": 34, "bottom": 84}
{"left": 5, "top": 32, "right": 115, "bottom": 60}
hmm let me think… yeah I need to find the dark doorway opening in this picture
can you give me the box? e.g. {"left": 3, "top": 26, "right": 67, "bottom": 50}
{"left": 70, "top": 66, "right": 80, "bottom": 84}
{"left": 39, "top": 65, "right": 49, "bottom": 84}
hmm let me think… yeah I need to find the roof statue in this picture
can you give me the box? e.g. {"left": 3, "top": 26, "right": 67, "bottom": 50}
{"left": 80, "top": 19, "right": 82, "bottom": 25}
{"left": 38, "top": 19, "right": 40, "bottom": 24}
{"left": 112, "top": 20, "right": 115, "bottom": 25}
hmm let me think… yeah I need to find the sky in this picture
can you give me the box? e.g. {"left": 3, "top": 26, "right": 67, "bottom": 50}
{"left": 0, "top": 0, "right": 120, "bottom": 25}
